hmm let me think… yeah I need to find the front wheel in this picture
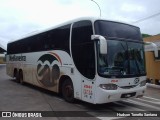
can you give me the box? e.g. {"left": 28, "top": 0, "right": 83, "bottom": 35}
{"left": 62, "top": 79, "right": 74, "bottom": 103}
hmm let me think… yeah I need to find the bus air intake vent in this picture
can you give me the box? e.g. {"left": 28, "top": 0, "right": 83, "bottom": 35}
{"left": 120, "top": 85, "right": 137, "bottom": 89}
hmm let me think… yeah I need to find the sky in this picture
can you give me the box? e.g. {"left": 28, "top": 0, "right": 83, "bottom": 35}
{"left": 0, "top": 0, "right": 160, "bottom": 49}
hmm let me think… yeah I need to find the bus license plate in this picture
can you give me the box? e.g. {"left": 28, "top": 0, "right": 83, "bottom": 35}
{"left": 121, "top": 92, "right": 136, "bottom": 98}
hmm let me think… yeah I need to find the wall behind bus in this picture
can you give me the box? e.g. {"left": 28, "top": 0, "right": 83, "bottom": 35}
{"left": 145, "top": 51, "right": 160, "bottom": 84}
{"left": 144, "top": 35, "right": 160, "bottom": 84}
{"left": 0, "top": 54, "right": 5, "bottom": 64}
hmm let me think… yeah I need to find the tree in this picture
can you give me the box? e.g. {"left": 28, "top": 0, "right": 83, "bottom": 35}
{"left": 142, "top": 34, "right": 152, "bottom": 38}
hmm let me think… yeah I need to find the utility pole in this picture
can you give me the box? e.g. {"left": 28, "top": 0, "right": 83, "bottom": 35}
{"left": 91, "top": 0, "right": 101, "bottom": 17}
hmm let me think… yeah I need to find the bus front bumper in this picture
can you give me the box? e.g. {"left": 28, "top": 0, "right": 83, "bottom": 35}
{"left": 94, "top": 86, "right": 146, "bottom": 104}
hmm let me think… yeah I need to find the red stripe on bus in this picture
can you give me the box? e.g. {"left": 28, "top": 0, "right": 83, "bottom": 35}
{"left": 49, "top": 52, "right": 62, "bottom": 65}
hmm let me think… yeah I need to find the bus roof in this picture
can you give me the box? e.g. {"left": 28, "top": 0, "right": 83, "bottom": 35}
{"left": 8, "top": 17, "right": 138, "bottom": 43}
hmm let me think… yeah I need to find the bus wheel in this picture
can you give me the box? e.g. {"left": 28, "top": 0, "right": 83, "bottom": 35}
{"left": 62, "top": 79, "right": 74, "bottom": 103}
{"left": 15, "top": 71, "right": 20, "bottom": 83}
{"left": 19, "top": 71, "right": 24, "bottom": 85}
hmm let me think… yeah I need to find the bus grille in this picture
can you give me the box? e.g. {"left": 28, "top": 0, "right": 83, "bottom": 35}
{"left": 120, "top": 85, "right": 137, "bottom": 89}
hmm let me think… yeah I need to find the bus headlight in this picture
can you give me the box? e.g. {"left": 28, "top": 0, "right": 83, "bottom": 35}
{"left": 140, "top": 80, "right": 146, "bottom": 87}
{"left": 99, "top": 84, "right": 118, "bottom": 90}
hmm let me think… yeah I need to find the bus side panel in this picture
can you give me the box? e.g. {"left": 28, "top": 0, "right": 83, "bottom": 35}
{"left": 6, "top": 62, "right": 14, "bottom": 78}
{"left": 81, "top": 78, "right": 95, "bottom": 103}
{"left": 6, "top": 55, "right": 24, "bottom": 78}
{"left": 54, "top": 50, "right": 82, "bottom": 99}
{"left": 23, "top": 50, "right": 83, "bottom": 98}
{"left": 24, "top": 51, "right": 59, "bottom": 92}
{"left": 6, "top": 50, "right": 83, "bottom": 100}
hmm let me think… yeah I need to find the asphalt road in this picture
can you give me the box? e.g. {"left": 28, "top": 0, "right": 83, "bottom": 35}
{"left": 0, "top": 65, "right": 160, "bottom": 120}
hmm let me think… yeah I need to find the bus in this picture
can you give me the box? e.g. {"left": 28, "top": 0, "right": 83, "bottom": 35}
{"left": 6, "top": 17, "right": 146, "bottom": 104}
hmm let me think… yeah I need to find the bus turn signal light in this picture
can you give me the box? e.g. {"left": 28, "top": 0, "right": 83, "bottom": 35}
{"left": 140, "top": 80, "right": 146, "bottom": 87}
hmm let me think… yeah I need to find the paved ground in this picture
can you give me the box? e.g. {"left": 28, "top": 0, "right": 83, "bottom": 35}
{"left": 0, "top": 65, "right": 160, "bottom": 120}
{"left": 0, "top": 65, "right": 98, "bottom": 120}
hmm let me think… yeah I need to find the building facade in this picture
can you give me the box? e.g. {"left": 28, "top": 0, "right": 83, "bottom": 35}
{"left": 144, "top": 35, "right": 160, "bottom": 85}
{"left": 0, "top": 54, "right": 5, "bottom": 64}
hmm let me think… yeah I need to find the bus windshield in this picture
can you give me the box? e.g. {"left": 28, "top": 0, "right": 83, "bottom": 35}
{"left": 97, "top": 40, "right": 146, "bottom": 78}
{"left": 94, "top": 20, "right": 142, "bottom": 41}
{"left": 95, "top": 20, "right": 146, "bottom": 78}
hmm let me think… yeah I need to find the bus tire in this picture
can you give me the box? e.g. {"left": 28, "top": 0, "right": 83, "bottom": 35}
{"left": 62, "top": 79, "right": 74, "bottom": 103}
{"left": 14, "top": 69, "right": 17, "bottom": 78}
{"left": 15, "top": 70, "right": 20, "bottom": 83}
{"left": 19, "top": 71, "right": 24, "bottom": 85}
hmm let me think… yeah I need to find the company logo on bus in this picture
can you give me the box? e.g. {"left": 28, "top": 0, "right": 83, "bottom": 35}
{"left": 134, "top": 78, "right": 140, "bottom": 84}
{"left": 36, "top": 52, "right": 62, "bottom": 87}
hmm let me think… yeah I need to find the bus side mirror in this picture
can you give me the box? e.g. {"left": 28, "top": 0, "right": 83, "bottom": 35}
{"left": 91, "top": 35, "right": 107, "bottom": 54}
{"left": 144, "top": 42, "right": 158, "bottom": 57}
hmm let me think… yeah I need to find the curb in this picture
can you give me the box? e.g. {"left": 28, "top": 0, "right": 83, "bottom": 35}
{"left": 0, "top": 64, "right": 6, "bottom": 68}
{"left": 146, "top": 83, "right": 160, "bottom": 89}
{"left": 0, "top": 64, "right": 6, "bottom": 66}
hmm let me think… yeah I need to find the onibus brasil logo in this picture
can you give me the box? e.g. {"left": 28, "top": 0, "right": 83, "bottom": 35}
{"left": 36, "top": 52, "right": 62, "bottom": 87}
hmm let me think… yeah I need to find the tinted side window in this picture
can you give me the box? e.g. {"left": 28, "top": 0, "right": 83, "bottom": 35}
{"left": 71, "top": 20, "right": 95, "bottom": 79}
{"left": 7, "top": 41, "right": 24, "bottom": 54}
{"left": 7, "top": 43, "right": 14, "bottom": 54}
{"left": 47, "top": 24, "right": 70, "bottom": 54}
{"left": 7, "top": 24, "right": 71, "bottom": 54}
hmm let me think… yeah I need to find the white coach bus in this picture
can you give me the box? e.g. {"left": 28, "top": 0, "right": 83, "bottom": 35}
{"left": 6, "top": 17, "right": 146, "bottom": 104}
